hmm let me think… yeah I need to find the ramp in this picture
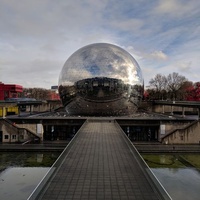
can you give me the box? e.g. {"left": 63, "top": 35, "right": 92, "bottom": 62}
{"left": 29, "top": 119, "right": 171, "bottom": 200}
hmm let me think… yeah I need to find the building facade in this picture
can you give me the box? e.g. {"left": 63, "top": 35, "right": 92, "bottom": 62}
{"left": 0, "top": 82, "right": 23, "bottom": 100}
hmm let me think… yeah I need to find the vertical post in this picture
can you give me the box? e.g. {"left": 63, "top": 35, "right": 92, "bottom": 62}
{"left": 2, "top": 107, "right": 6, "bottom": 118}
{"left": 170, "top": 105, "right": 174, "bottom": 115}
{"left": 18, "top": 106, "right": 21, "bottom": 117}
{"left": 162, "top": 105, "right": 165, "bottom": 113}
{"left": 30, "top": 105, "right": 32, "bottom": 115}
{"left": 182, "top": 107, "right": 185, "bottom": 118}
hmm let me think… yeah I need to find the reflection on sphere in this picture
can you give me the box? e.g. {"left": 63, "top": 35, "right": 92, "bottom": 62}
{"left": 58, "top": 43, "right": 143, "bottom": 116}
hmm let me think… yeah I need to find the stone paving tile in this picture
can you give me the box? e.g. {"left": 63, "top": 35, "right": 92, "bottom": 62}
{"left": 39, "top": 120, "right": 164, "bottom": 200}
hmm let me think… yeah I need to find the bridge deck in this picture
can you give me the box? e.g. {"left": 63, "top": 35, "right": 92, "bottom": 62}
{"left": 37, "top": 120, "right": 168, "bottom": 200}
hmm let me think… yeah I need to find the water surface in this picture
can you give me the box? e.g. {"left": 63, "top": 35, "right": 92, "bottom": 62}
{"left": 142, "top": 154, "right": 200, "bottom": 200}
{"left": 0, "top": 167, "right": 49, "bottom": 200}
{"left": 0, "top": 152, "right": 60, "bottom": 200}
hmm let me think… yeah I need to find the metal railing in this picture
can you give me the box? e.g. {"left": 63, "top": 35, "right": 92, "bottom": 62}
{"left": 115, "top": 120, "right": 172, "bottom": 200}
{"left": 27, "top": 120, "right": 87, "bottom": 200}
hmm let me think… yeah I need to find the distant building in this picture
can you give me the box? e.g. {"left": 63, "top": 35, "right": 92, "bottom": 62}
{"left": 48, "top": 91, "right": 60, "bottom": 100}
{"left": 51, "top": 85, "right": 58, "bottom": 90}
{"left": 49, "top": 85, "right": 60, "bottom": 100}
{"left": 0, "top": 82, "right": 23, "bottom": 100}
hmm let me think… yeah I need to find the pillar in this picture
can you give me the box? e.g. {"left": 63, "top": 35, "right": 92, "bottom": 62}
{"left": 182, "top": 107, "right": 185, "bottom": 118}
{"left": 30, "top": 105, "right": 32, "bottom": 114}
{"left": 170, "top": 105, "right": 174, "bottom": 115}
{"left": 2, "top": 107, "right": 6, "bottom": 118}
{"left": 162, "top": 105, "right": 165, "bottom": 113}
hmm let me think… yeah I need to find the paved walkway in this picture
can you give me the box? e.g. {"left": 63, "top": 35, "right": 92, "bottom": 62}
{"left": 38, "top": 120, "right": 167, "bottom": 200}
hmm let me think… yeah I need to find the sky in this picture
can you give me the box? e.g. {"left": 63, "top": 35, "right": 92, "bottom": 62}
{"left": 0, "top": 0, "right": 200, "bottom": 89}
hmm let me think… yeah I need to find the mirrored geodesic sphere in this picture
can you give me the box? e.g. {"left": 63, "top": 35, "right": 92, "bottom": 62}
{"left": 58, "top": 43, "right": 143, "bottom": 116}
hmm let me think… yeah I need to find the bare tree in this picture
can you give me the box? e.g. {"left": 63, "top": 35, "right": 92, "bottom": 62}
{"left": 149, "top": 74, "right": 167, "bottom": 91}
{"left": 167, "top": 72, "right": 188, "bottom": 100}
{"left": 23, "top": 88, "right": 50, "bottom": 100}
{"left": 148, "top": 74, "right": 167, "bottom": 99}
{"left": 148, "top": 72, "right": 189, "bottom": 100}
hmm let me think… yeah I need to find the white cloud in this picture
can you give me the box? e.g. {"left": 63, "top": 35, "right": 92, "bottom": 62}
{"left": 177, "top": 61, "right": 192, "bottom": 72}
{"left": 132, "top": 49, "right": 168, "bottom": 62}
{"left": 154, "top": 0, "right": 200, "bottom": 18}
{"left": 0, "top": 0, "right": 200, "bottom": 89}
{"left": 149, "top": 51, "right": 168, "bottom": 60}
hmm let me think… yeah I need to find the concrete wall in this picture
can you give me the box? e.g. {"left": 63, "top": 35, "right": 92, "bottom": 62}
{"left": 25, "top": 101, "right": 62, "bottom": 113}
{"left": 0, "top": 119, "right": 40, "bottom": 143}
{"left": 17, "top": 124, "right": 37, "bottom": 134}
{"left": 17, "top": 123, "right": 43, "bottom": 141}
{"left": 153, "top": 104, "right": 198, "bottom": 114}
{"left": 0, "top": 120, "right": 28, "bottom": 143}
{"left": 162, "top": 121, "right": 200, "bottom": 144}
{"left": 158, "top": 121, "right": 190, "bottom": 141}
{"left": 162, "top": 122, "right": 190, "bottom": 134}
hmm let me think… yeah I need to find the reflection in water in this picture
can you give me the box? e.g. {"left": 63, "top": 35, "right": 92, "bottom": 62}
{"left": 0, "top": 167, "right": 49, "bottom": 200}
{"left": 142, "top": 154, "right": 200, "bottom": 200}
{"left": 58, "top": 43, "right": 144, "bottom": 116}
{"left": 152, "top": 168, "right": 200, "bottom": 200}
{"left": 0, "top": 152, "right": 60, "bottom": 169}
{"left": 37, "top": 154, "right": 44, "bottom": 163}
{"left": 0, "top": 152, "right": 60, "bottom": 200}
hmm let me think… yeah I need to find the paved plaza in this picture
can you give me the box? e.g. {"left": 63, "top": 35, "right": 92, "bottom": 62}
{"left": 37, "top": 120, "right": 168, "bottom": 200}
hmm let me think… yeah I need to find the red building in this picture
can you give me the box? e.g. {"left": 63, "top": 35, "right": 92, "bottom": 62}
{"left": 49, "top": 85, "right": 60, "bottom": 100}
{"left": 48, "top": 91, "right": 60, "bottom": 100}
{"left": 0, "top": 82, "right": 23, "bottom": 100}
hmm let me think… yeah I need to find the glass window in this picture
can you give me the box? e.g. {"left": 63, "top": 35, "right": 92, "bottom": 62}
{"left": 12, "top": 135, "right": 17, "bottom": 139}
{"left": 4, "top": 135, "right": 9, "bottom": 139}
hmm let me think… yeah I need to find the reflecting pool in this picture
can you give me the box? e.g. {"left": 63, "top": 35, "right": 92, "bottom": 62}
{"left": 142, "top": 154, "right": 200, "bottom": 200}
{"left": 0, "top": 152, "right": 60, "bottom": 200}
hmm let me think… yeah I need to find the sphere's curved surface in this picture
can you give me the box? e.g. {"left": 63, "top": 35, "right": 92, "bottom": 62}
{"left": 58, "top": 43, "right": 143, "bottom": 116}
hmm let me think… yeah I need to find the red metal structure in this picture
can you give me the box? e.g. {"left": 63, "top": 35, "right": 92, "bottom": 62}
{"left": 0, "top": 82, "right": 23, "bottom": 100}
